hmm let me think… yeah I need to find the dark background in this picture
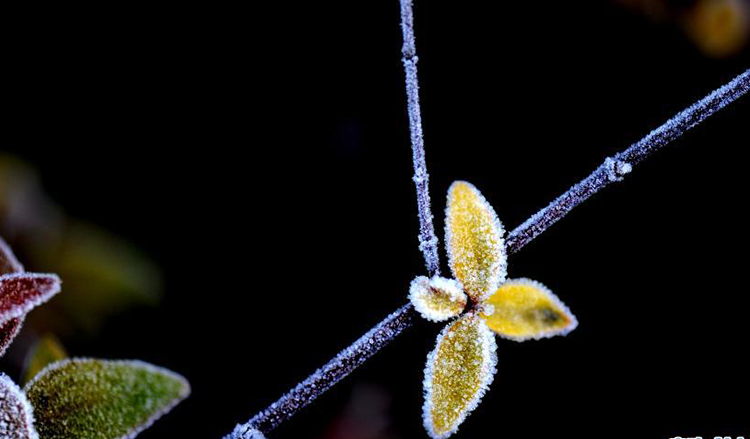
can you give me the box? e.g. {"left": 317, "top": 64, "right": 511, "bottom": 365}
{"left": 4, "top": 1, "right": 749, "bottom": 438}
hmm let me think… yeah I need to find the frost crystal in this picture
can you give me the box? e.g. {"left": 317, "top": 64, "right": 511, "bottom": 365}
{"left": 0, "top": 273, "right": 62, "bottom": 325}
{"left": 422, "top": 312, "right": 497, "bottom": 439}
{"left": 24, "top": 358, "right": 190, "bottom": 439}
{"left": 0, "top": 373, "right": 39, "bottom": 439}
{"left": 409, "top": 276, "right": 467, "bottom": 322}
{"left": 445, "top": 181, "right": 507, "bottom": 303}
{"left": 483, "top": 278, "right": 578, "bottom": 341}
{"left": 604, "top": 157, "right": 632, "bottom": 182}
{"left": 225, "top": 424, "right": 266, "bottom": 439}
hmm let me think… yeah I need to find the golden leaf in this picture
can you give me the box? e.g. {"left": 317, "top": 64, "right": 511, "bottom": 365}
{"left": 409, "top": 276, "right": 467, "bottom": 322}
{"left": 423, "top": 312, "right": 496, "bottom": 439}
{"left": 483, "top": 278, "right": 577, "bottom": 341}
{"left": 445, "top": 181, "right": 506, "bottom": 303}
{"left": 23, "top": 334, "right": 68, "bottom": 384}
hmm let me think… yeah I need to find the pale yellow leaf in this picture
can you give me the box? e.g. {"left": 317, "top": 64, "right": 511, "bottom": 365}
{"left": 445, "top": 181, "right": 506, "bottom": 303}
{"left": 483, "top": 278, "right": 577, "bottom": 341}
{"left": 423, "top": 312, "right": 497, "bottom": 439}
{"left": 409, "top": 276, "right": 467, "bottom": 322}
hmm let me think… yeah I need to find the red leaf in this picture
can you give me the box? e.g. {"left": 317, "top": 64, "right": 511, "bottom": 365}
{"left": 0, "top": 237, "right": 26, "bottom": 357}
{"left": 0, "top": 273, "right": 61, "bottom": 325}
{"left": 0, "top": 316, "right": 24, "bottom": 357}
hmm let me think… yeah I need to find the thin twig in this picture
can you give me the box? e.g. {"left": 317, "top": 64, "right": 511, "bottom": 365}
{"left": 224, "top": 11, "right": 750, "bottom": 439}
{"left": 505, "top": 68, "right": 750, "bottom": 253}
{"left": 401, "top": 0, "right": 441, "bottom": 277}
{"left": 226, "top": 305, "right": 418, "bottom": 438}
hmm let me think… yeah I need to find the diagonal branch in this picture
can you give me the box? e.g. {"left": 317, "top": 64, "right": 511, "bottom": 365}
{"left": 223, "top": 2, "right": 749, "bottom": 435}
{"left": 506, "top": 68, "right": 750, "bottom": 253}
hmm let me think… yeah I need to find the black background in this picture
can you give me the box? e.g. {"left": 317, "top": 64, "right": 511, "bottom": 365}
{"left": 4, "top": 1, "right": 749, "bottom": 438}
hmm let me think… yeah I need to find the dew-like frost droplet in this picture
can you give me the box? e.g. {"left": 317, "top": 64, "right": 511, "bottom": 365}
{"left": 483, "top": 278, "right": 577, "bottom": 341}
{"left": 0, "top": 373, "right": 39, "bottom": 439}
{"left": 22, "top": 335, "right": 68, "bottom": 385}
{"left": 0, "top": 273, "right": 61, "bottom": 325}
{"left": 24, "top": 358, "right": 190, "bottom": 439}
{"left": 409, "top": 276, "right": 467, "bottom": 322}
{"left": 445, "top": 181, "right": 507, "bottom": 303}
{"left": 423, "top": 312, "right": 497, "bottom": 439}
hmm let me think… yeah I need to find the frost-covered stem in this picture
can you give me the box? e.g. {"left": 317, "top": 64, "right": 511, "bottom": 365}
{"left": 401, "top": 0, "right": 441, "bottom": 277}
{"left": 506, "top": 68, "right": 750, "bottom": 253}
{"left": 228, "top": 305, "right": 417, "bottom": 438}
{"left": 223, "top": 65, "right": 750, "bottom": 439}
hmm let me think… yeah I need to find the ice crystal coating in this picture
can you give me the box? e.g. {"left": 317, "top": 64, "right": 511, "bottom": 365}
{"left": 483, "top": 278, "right": 578, "bottom": 341}
{"left": 445, "top": 181, "right": 507, "bottom": 303}
{"left": 409, "top": 276, "right": 467, "bottom": 322}
{"left": 0, "top": 237, "right": 25, "bottom": 357}
{"left": 22, "top": 335, "right": 68, "bottom": 385}
{"left": 0, "top": 316, "right": 24, "bottom": 358}
{"left": 25, "top": 359, "right": 190, "bottom": 439}
{"left": 0, "top": 373, "right": 39, "bottom": 439}
{"left": 225, "top": 424, "right": 266, "bottom": 439}
{"left": 245, "top": 305, "right": 414, "bottom": 433}
{"left": 423, "top": 312, "right": 497, "bottom": 439}
{"left": 604, "top": 157, "right": 632, "bottom": 182}
{"left": 0, "top": 273, "right": 61, "bottom": 325}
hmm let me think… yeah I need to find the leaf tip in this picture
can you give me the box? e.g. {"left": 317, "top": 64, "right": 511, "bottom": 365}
{"left": 409, "top": 276, "right": 467, "bottom": 322}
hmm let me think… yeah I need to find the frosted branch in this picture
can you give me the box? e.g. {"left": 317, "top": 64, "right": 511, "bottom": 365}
{"left": 222, "top": 31, "right": 750, "bottom": 439}
{"left": 227, "top": 305, "right": 417, "bottom": 437}
{"left": 505, "top": 68, "right": 750, "bottom": 253}
{"left": 401, "top": 0, "right": 441, "bottom": 277}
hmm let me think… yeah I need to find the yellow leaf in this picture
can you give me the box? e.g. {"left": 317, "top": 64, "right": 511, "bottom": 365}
{"left": 23, "top": 334, "right": 68, "bottom": 384}
{"left": 409, "top": 276, "right": 467, "bottom": 322}
{"left": 483, "top": 278, "right": 577, "bottom": 341}
{"left": 445, "top": 181, "right": 506, "bottom": 303}
{"left": 423, "top": 312, "right": 496, "bottom": 439}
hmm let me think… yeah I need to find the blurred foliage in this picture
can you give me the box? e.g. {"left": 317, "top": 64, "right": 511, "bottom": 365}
{"left": 22, "top": 334, "right": 67, "bottom": 385}
{"left": 617, "top": 0, "right": 749, "bottom": 57}
{"left": 0, "top": 153, "right": 162, "bottom": 336}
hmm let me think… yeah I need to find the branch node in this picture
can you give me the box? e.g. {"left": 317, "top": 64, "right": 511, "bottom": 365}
{"left": 604, "top": 157, "right": 632, "bottom": 182}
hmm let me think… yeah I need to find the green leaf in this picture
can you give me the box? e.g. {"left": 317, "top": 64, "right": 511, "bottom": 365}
{"left": 0, "top": 373, "right": 38, "bottom": 439}
{"left": 24, "top": 358, "right": 190, "bottom": 439}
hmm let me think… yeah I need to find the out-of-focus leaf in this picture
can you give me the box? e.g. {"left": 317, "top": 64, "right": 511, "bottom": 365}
{"left": 684, "top": 0, "right": 749, "bottom": 58}
{"left": 22, "top": 335, "right": 68, "bottom": 385}
{"left": 29, "top": 222, "right": 162, "bottom": 334}
{"left": 409, "top": 276, "right": 467, "bottom": 322}
{"left": 422, "top": 312, "right": 497, "bottom": 439}
{"left": 0, "top": 373, "right": 39, "bottom": 439}
{"left": 445, "top": 181, "right": 507, "bottom": 303}
{"left": 483, "top": 278, "right": 577, "bottom": 341}
{"left": 25, "top": 358, "right": 190, "bottom": 439}
{"left": 1, "top": 154, "right": 162, "bottom": 335}
{"left": 0, "top": 273, "right": 61, "bottom": 325}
